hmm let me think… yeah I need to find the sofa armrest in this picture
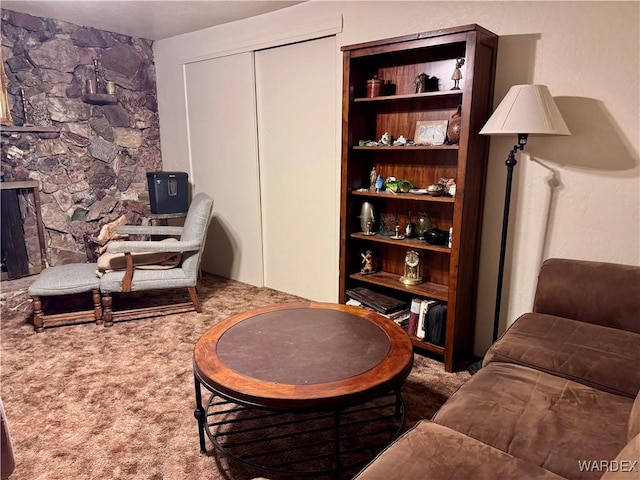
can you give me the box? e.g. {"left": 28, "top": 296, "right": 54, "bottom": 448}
{"left": 533, "top": 258, "right": 640, "bottom": 333}
{"left": 353, "top": 420, "right": 564, "bottom": 480}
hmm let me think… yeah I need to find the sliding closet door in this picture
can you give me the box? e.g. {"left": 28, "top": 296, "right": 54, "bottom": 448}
{"left": 185, "top": 53, "right": 264, "bottom": 287}
{"left": 255, "top": 36, "right": 337, "bottom": 301}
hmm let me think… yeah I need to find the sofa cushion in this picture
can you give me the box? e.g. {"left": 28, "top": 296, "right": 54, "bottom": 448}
{"left": 433, "top": 363, "right": 634, "bottom": 480}
{"left": 484, "top": 313, "right": 640, "bottom": 398}
{"left": 353, "top": 420, "right": 565, "bottom": 480}
{"left": 533, "top": 258, "right": 640, "bottom": 334}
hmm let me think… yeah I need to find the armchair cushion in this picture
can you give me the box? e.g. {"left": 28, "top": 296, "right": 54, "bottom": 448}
{"left": 99, "top": 267, "right": 193, "bottom": 292}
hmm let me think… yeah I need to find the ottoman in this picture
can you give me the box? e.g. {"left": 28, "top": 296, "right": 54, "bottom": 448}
{"left": 28, "top": 263, "right": 102, "bottom": 332}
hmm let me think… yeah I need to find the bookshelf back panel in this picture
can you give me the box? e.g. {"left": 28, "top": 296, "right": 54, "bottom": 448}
{"left": 350, "top": 42, "right": 467, "bottom": 98}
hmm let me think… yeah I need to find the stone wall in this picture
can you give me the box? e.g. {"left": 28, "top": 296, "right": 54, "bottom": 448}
{"left": 1, "top": 10, "right": 162, "bottom": 266}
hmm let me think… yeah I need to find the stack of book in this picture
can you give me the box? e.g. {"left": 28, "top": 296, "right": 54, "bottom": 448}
{"left": 346, "top": 288, "right": 447, "bottom": 345}
{"left": 346, "top": 287, "right": 410, "bottom": 323}
{"left": 407, "top": 298, "right": 440, "bottom": 340}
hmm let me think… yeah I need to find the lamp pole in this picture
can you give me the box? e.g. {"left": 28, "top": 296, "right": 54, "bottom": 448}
{"left": 492, "top": 133, "right": 527, "bottom": 342}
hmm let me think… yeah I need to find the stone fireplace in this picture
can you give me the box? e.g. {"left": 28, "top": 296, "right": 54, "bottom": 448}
{"left": 1, "top": 9, "right": 162, "bottom": 269}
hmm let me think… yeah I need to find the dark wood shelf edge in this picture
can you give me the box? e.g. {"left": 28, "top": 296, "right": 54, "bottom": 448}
{"left": 351, "top": 232, "right": 451, "bottom": 253}
{"left": 352, "top": 190, "right": 455, "bottom": 203}
{"left": 349, "top": 272, "right": 448, "bottom": 301}
{"left": 411, "top": 337, "right": 445, "bottom": 355}
{"left": 82, "top": 93, "right": 117, "bottom": 105}
{"left": 0, "top": 180, "right": 39, "bottom": 189}
{"left": 354, "top": 90, "right": 462, "bottom": 103}
{"left": 353, "top": 145, "right": 459, "bottom": 150}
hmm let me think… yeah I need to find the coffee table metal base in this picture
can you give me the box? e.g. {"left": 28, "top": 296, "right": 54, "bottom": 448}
{"left": 194, "top": 375, "right": 406, "bottom": 479}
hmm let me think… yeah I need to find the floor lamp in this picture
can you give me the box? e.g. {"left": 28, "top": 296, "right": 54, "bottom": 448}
{"left": 469, "top": 85, "right": 570, "bottom": 374}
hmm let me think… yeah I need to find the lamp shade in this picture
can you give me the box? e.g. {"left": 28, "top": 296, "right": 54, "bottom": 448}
{"left": 480, "top": 84, "right": 570, "bottom": 136}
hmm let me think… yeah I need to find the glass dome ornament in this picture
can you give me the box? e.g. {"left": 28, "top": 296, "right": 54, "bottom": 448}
{"left": 400, "top": 249, "right": 423, "bottom": 285}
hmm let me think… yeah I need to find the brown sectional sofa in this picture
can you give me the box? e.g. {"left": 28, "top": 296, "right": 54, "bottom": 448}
{"left": 355, "top": 258, "right": 640, "bottom": 480}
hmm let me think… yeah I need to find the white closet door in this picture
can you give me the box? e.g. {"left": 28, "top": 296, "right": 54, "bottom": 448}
{"left": 185, "top": 53, "right": 264, "bottom": 287}
{"left": 255, "top": 36, "right": 338, "bottom": 301}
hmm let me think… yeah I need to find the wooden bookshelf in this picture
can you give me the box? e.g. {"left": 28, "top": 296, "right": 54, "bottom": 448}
{"left": 339, "top": 25, "right": 498, "bottom": 371}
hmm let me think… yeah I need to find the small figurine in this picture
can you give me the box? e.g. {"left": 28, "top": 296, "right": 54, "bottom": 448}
{"left": 369, "top": 167, "right": 377, "bottom": 192}
{"left": 361, "top": 250, "right": 375, "bottom": 274}
{"left": 392, "top": 135, "right": 408, "bottom": 146}
{"left": 451, "top": 58, "right": 465, "bottom": 90}
{"left": 391, "top": 225, "right": 405, "bottom": 240}
{"left": 379, "top": 132, "right": 391, "bottom": 146}
{"left": 439, "top": 177, "right": 457, "bottom": 196}
{"left": 415, "top": 73, "right": 428, "bottom": 93}
{"left": 375, "top": 175, "right": 384, "bottom": 192}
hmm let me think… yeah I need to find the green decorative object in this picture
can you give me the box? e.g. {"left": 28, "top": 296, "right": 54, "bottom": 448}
{"left": 385, "top": 179, "right": 413, "bottom": 193}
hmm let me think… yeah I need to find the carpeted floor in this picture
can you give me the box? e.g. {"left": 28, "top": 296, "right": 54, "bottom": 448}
{"left": 0, "top": 273, "right": 469, "bottom": 480}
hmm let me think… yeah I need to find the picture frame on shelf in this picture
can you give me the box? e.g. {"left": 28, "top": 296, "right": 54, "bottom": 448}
{"left": 414, "top": 120, "right": 448, "bottom": 146}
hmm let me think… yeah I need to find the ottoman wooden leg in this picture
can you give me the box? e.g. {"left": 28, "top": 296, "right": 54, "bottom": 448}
{"left": 102, "top": 291, "right": 113, "bottom": 327}
{"left": 32, "top": 295, "right": 44, "bottom": 333}
{"left": 92, "top": 289, "right": 103, "bottom": 325}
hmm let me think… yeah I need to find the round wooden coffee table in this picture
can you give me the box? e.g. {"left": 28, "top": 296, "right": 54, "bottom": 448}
{"left": 193, "top": 302, "right": 413, "bottom": 478}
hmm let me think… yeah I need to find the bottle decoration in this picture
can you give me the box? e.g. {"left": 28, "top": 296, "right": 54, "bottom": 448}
{"left": 447, "top": 105, "right": 462, "bottom": 144}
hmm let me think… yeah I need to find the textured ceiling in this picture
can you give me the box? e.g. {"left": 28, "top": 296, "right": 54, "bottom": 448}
{"left": 1, "top": 1, "right": 304, "bottom": 40}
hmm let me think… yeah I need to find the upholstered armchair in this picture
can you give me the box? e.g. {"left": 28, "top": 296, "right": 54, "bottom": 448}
{"left": 99, "top": 192, "right": 214, "bottom": 325}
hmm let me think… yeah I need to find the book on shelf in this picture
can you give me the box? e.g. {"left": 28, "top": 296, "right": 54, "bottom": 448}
{"left": 396, "top": 316, "right": 410, "bottom": 330}
{"left": 345, "top": 287, "right": 408, "bottom": 314}
{"left": 426, "top": 303, "right": 448, "bottom": 346}
{"left": 387, "top": 308, "right": 410, "bottom": 321}
{"left": 417, "top": 299, "right": 439, "bottom": 340}
{"left": 407, "top": 298, "right": 421, "bottom": 336}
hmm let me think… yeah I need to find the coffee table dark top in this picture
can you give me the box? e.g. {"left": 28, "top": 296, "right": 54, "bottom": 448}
{"left": 193, "top": 302, "right": 414, "bottom": 409}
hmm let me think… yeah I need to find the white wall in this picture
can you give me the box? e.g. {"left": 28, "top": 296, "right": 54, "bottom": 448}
{"left": 155, "top": 1, "right": 639, "bottom": 355}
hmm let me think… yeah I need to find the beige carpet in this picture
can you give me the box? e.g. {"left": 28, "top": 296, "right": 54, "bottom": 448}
{"left": 0, "top": 273, "right": 469, "bottom": 480}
